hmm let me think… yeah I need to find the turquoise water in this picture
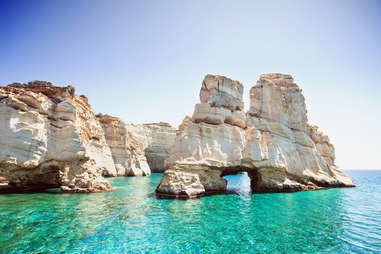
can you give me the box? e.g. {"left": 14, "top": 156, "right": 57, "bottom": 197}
{"left": 0, "top": 171, "right": 380, "bottom": 253}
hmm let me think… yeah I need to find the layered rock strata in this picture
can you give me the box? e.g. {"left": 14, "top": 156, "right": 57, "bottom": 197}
{"left": 0, "top": 82, "right": 115, "bottom": 193}
{"left": 141, "top": 122, "right": 177, "bottom": 172}
{"left": 97, "top": 114, "right": 151, "bottom": 176}
{"left": 116, "top": 122, "right": 176, "bottom": 173}
{"left": 156, "top": 74, "right": 355, "bottom": 198}
{"left": 0, "top": 82, "right": 176, "bottom": 193}
{"left": 97, "top": 115, "right": 176, "bottom": 175}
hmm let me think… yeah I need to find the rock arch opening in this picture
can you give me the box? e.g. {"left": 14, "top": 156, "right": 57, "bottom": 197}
{"left": 220, "top": 168, "right": 261, "bottom": 195}
{"left": 223, "top": 172, "right": 251, "bottom": 195}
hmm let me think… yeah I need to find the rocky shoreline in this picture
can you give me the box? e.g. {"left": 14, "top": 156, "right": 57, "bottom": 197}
{"left": 0, "top": 75, "right": 355, "bottom": 196}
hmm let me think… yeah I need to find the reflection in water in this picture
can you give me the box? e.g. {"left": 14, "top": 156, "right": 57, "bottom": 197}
{"left": 0, "top": 171, "right": 380, "bottom": 253}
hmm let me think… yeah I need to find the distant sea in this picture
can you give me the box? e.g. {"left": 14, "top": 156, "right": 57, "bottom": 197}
{"left": 0, "top": 170, "right": 380, "bottom": 253}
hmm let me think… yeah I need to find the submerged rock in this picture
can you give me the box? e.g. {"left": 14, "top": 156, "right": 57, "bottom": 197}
{"left": 156, "top": 74, "right": 355, "bottom": 198}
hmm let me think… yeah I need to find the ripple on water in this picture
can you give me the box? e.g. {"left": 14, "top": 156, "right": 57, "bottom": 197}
{"left": 0, "top": 171, "right": 380, "bottom": 253}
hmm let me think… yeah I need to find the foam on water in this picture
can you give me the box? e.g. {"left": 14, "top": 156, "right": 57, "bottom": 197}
{"left": 0, "top": 171, "right": 380, "bottom": 253}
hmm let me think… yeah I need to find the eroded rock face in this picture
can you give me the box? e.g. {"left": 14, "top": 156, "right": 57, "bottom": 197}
{"left": 193, "top": 75, "right": 246, "bottom": 128}
{"left": 156, "top": 74, "right": 355, "bottom": 198}
{"left": 97, "top": 115, "right": 151, "bottom": 176}
{"left": 96, "top": 116, "right": 176, "bottom": 175}
{"left": 140, "top": 123, "right": 177, "bottom": 172}
{"left": 0, "top": 82, "right": 115, "bottom": 193}
{"left": 122, "top": 122, "right": 176, "bottom": 173}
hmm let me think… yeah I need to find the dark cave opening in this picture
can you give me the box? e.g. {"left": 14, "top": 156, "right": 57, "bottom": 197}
{"left": 0, "top": 165, "right": 62, "bottom": 194}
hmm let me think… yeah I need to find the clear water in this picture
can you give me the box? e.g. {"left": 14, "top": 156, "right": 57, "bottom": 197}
{"left": 0, "top": 171, "right": 380, "bottom": 253}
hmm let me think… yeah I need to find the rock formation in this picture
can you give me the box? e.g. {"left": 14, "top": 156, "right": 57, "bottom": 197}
{"left": 0, "top": 76, "right": 354, "bottom": 196}
{"left": 0, "top": 82, "right": 115, "bottom": 193}
{"left": 0, "top": 81, "right": 176, "bottom": 193}
{"left": 140, "top": 122, "right": 177, "bottom": 173}
{"left": 97, "top": 114, "right": 151, "bottom": 176}
{"left": 156, "top": 74, "right": 355, "bottom": 198}
{"left": 97, "top": 117, "right": 176, "bottom": 175}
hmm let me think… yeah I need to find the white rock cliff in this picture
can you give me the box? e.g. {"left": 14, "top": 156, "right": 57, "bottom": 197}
{"left": 0, "top": 82, "right": 115, "bottom": 193}
{"left": 97, "top": 116, "right": 176, "bottom": 176}
{"left": 97, "top": 114, "right": 151, "bottom": 177}
{"left": 140, "top": 122, "right": 177, "bottom": 173}
{"left": 0, "top": 76, "right": 354, "bottom": 196}
{"left": 156, "top": 74, "right": 355, "bottom": 198}
{"left": 0, "top": 82, "right": 176, "bottom": 193}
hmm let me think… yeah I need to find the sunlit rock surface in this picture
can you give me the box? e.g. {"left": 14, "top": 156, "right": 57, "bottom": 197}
{"left": 96, "top": 116, "right": 176, "bottom": 176}
{"left": 116, "top": 122, "right": 176, "bottom": 173}
{"left": 0, "top": 81, "right": 115, "bottom": 193}
{"left": 140, "top": 122, "right": 177, "bottom": 173}
{"left": 156, "top": 74, "right": 355, "bottom": 198}
{"left": 97, "top": 115, "right": 151, "bottom": 176}
{"left": 0, "top": 80, "right": 178, "bottom": 193}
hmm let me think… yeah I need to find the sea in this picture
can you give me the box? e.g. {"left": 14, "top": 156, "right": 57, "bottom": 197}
{"left": 0, "top": 170, "right": 380, "bottom": 253}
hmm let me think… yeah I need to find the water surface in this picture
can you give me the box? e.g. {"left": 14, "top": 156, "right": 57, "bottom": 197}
{"left": 0, "top": 170, "right": 380, "bottom": 253}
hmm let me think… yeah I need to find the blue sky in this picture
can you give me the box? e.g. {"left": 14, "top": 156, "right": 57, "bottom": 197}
{"left": 0, "top": 0, "right": 380, "bottom": 169}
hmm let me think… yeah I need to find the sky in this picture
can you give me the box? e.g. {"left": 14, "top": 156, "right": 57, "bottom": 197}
{"left": 0, "top": 0, "right": 380, "bottom": 169}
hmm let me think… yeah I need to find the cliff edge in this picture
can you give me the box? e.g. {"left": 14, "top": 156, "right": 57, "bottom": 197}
{"left": 0, "top": 81, "right": 176, "bottom": 193}
{"left": 0, "top": 81, "right": 114, "bottom": 193}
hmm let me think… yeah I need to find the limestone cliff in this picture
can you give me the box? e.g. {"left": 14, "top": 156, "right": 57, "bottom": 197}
{"left": 156, "top": 74, "right": 355, "bottom": 198}
{"left": 97, "top": 114, "right": 151, "bottom": 176}
{"left": 118, "top": 122, "right": 176, "bottom": 173}
{"left": 141, "top": 122, "right": 177, "bottom": 172}
{"left": 0, "top": 81, "right": 177, "bottom": 193}
{"left": 0, "top": 81, "right": 115, "bottom": 193}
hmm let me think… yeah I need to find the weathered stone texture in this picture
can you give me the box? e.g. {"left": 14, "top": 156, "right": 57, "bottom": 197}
{"left": 156, "top": 74, "right": 354, "bottom": 198}
{"left": 97, "top": 115, "right": 151, "bottom": 176}
{"left": 0, "top": 83, "right": 115, "bottom": 193}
